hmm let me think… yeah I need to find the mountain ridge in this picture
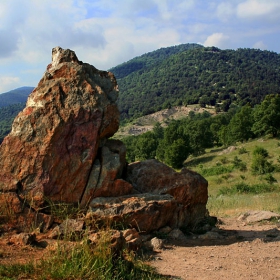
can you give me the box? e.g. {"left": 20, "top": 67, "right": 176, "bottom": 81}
{"left": 1, "top": 43, "right": 280, "bottom": 141}
{"left": 0, "top": 86, "right": 34, "bottom": 108}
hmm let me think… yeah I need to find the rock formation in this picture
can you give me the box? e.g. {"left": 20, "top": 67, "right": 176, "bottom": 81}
{"left": 0, "top": 46, "right": 120, "bottom": 210}
{"left": 0, "top": 47, "right": 209, "bottom": 234}
{"left": 86, "top": 160, "right": 208, "bottom": 233}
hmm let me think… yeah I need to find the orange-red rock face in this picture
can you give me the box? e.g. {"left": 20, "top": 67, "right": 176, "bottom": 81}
{"left": 0, "top": 47, "right": 119, "bottom": 209}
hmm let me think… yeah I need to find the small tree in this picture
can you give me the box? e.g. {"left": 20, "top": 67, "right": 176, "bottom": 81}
{"left": 251, "top": 146, "right": 274, "bottom": 175}
{"left": 164, "top": 139, "right": 190, "bottom": 169}
{"left": 252, "top": 94, "right": 280, "bottom": 137}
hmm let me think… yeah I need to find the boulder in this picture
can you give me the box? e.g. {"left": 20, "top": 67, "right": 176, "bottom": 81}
{"left": 86, "top": 193, "right": 181, "bottom": 233}
{"left": 0, "top": 47, "right": 120, "bottom": 209}
{"left": 238, "top": 211, "right": 280, "bottom": 223}
{"left": 125, "top": 159, "right": 208, "bottom": 226}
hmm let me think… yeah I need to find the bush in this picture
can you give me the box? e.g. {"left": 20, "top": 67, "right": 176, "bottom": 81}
{"left": 251, "top": 154, "right": 274, "bottom": 175}
{"left": 238, "top": 147, "right": 248, "bottom": 154}
{"left": 252, "top": 146, "right": 269, "bottom": 158}
{"left": 220, "top": 157, "right": 228, "bottom": 164}
{"left": 232, "top": 156, "right": 247, "bottom": 171}
{"left": 263, "top": 173, "right": 277, "bottom": 184}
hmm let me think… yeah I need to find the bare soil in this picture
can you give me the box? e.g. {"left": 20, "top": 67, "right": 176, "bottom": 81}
{"left": 115, "top": 105, "right": 215, "bottom": 138}
{"left": 1, "top": 217, "right": 280, "bottom": 280}
{"left": 150, "top": 218, "right": 280, "bottom": 280}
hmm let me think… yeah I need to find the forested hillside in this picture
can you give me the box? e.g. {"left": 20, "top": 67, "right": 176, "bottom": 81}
{"left": 0, "top": 87, "right": 33, "bottom": 143}
{"left": 123, "top": 94, "right": 280, "bottom": 169}
{"left": 0, "top": 103, "right": 25, "bottom": 143}
{"left": 0, "top": 87, "right": 34, "bottom": 108}
{"left": 110, "top": 45, "right": 280, "bottom": 122}
{"left": 1, "top": 44, "right": 280, "bottom": 142}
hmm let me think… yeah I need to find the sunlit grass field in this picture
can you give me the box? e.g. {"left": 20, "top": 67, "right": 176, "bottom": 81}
{"left": 185, "top": 137, "right": 280, "bottom": 217}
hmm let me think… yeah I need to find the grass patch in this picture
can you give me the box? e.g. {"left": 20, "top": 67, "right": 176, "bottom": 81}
{"left": 0, "top": 235, "right": 163, "bottom": 280}
{"left": 218, "top": 182, "right": 280, "bottom": 195}
{"left": 199, "top": 165, "right": 233, "bottom": 176}
{"left": 186, "top": 138, "right": 280, "bottom": 216}
{"left": 208, "top": 193, "right": 280, "bottom": 217}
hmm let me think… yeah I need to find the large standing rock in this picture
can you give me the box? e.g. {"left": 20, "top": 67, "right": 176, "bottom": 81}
{"left": 125, "top": 159, "right": 208, "bottom": 227}
{"left": 0, "top": 47, "right": 120, "bottom": 209}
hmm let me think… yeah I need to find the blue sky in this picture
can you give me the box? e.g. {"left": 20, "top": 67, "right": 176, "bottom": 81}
{"left": 1, "top": 0, "right": 280, "bottom": 93}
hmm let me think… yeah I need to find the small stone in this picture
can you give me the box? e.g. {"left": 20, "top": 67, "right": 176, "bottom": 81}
{"left": 198, "top": 231, "right": 221, "bottom": 240}
{"left": 9, "top": 233, "right": 36, "bottom": 245}
{"left": 150, "top": 237, "right": 165, "bottom": 250}
{"left": 158, "top": 226, "right": 172, "bottom": 234}
{"left": 168, "top": 229, "right": 186, "bottom": 241}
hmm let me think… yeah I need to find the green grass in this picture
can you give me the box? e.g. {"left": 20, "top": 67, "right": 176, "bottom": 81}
{"left": 186, "top": 137, "right": 280, "bottom": 217}
{"left": 0, "top": 234, "right": 164, "bottom": 280}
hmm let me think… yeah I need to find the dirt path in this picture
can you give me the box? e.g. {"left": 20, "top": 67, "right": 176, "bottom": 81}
{"left": 150, "top": 218, "right": 280, "bottom": 280}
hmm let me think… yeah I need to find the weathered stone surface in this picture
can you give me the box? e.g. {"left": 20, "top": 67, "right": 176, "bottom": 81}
{"left": 48, "top": 218, "right": 84, "bottom": 239}
{"left": 0, "top": 47, "right": 119, "bottom": 208}
{"left": 0, "top": 192, "right": 23, "bottom": 215}
{"left": 86, "top": 194, "right": 182, "bottom": 233}
{"left": 238, "top": 211, "right": 280, "bottom": 223}
{"left": 122, "top": 228, "right": 142, "bottom": 251}
{"left": 87, "top": 230, "right": 126, "bottom": 257}
{"left": 80, "top": 139, "right": 132, "bottom": 207}
{"left": 126, "top": 159, "right": 208, "bottom": 226}
{"left": 9, "top": 233, "right": 36, "bottom": 245}
{"left": 168, "top": 228, "right": 187, "bottom": 241}
{"left": 150, "top": 237, "right": 165, "bottom": 250}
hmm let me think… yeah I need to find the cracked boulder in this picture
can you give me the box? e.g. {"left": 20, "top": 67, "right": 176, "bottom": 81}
{"left": 125, "top": 159, "right": 208, "bottom": 227}
{"left": 0, "top": 46, "right": 120, "bottom": 212}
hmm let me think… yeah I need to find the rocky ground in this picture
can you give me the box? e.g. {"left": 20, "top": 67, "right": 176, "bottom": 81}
{"left": 1, "top": 215, "right": 280, "bottom": 280}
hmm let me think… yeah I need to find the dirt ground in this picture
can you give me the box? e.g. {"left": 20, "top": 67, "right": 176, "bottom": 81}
{"left": 150, "top": 217, "right": 280, "bottom": 280}
{"left": 1, "top": 217, "right": 280, "bottom": 280}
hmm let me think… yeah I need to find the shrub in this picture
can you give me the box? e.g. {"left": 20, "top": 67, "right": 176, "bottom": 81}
{"left": 220, "top": 157, "right": 228, "bottom": 164}
{"left": 263, "top": 173, "right": 277, "bottom": 184}
{"left": 251, "top": 154, "right": 274, "bottom": 175}
{"left": 232, "top": 156, "right": 247, "bottom": 171}
{"left": 238, "top": 147, "right": 248, "bottom": 154}
{"left": 252, "top": 146, "right": 269, "bottom": 158}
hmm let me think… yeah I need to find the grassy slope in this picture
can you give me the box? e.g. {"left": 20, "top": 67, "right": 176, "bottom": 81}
{"left": 185, "top": 138, "right": 280, "bottom": 217}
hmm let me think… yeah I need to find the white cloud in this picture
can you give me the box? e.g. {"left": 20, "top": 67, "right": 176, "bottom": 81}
{"left": 0, "top": 77, "right": 21, "bottom": 93}
{"left": 203, "top": 33, "right": 230, "bottom": 49}
{"left": 216, "top": 2, "right": 235, "bottom": 22}
{"left": 0, "top": 0, "right": 280, "bottom": 92}
{"left": 237, "top": 0, "right": 280, "bottom": 21}
{"left": 253, "top": 40, "right": 268, "bottom": 50}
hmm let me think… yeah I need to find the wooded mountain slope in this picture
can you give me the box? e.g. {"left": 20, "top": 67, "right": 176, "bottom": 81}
{"left": 1, "top": 44, "right": 280, "bottom": 141}
{"left": 109, "top": 45, "right": 280, "bottom": 122}
{"left": 0, "top": 87, "right": 34, "bottom": 108}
